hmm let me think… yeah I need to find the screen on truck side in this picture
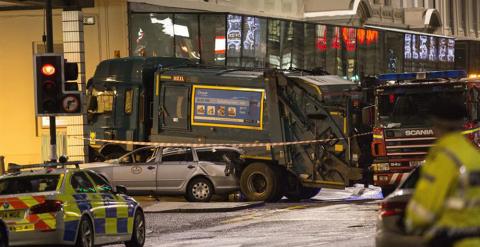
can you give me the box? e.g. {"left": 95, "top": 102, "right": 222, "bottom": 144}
{"left": 377, "top": 86, "right": 465, "bottom": 128}
{"left": 191, "top": 85, "right": 265, "bottom": 130}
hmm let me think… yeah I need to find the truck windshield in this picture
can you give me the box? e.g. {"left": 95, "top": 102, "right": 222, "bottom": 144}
{"left": 87, "top": 87, "right": 115, "bottom": 114}
{"left": 0, "top": 175, "right": 61, "bottom": 195}
{"left": 378, "top": 90, "right": 465, "bottom": 127}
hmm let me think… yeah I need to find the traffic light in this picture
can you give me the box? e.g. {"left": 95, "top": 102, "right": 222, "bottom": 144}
{"left": 34, "top": 54, "right": 82, "bottom": 116}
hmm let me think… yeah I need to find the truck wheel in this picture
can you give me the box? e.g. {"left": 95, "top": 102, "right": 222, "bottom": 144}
{"left": 286, "top": 185, "right": 321, "bottom": 201}
{"left": 186, "top": 177, "right": 214, "bottom": 202}
{"left": 240, "top": 163, "right": 279, "bottom": 202}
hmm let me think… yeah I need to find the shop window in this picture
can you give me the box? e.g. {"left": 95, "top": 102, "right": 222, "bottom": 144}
{"left": 384, "top": 32, "right": 403, "bottom": 73}
{"left": 315, "top": 25, "right": 327, "bottom": 70}
{"left": 340, "top": 27, "right": 357, "bottom": 79}
{"left": 281, "top": 21, "right": 294, "bottom": 69}
{"left": 241, "top": 16, "right": 267, "bottom": 68}
{"left": 227, "top": 14, "right": 243, "bottom": 67}
{"left": 291, "top": 22, "right": 305, "bottom": 69}
{"left": 174, "top": 14, "right": 200, "bottom": 62}
{"left": 267, "top": 19, "right": 281, "bottom": 68}
{"left": 303, "top": 23, "right": 316, "bottom": 70}
{"left": 200, "top": 14, "right": 226, "bottom": 66}
{"left": 130, "top": 13, "right": 174, "bottom": 57}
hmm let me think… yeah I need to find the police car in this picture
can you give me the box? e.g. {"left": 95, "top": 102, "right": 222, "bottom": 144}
{"left": 0, "top": 162, "right": 145, "bottom": 247}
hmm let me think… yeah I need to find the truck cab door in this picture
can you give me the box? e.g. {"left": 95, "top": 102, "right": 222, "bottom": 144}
{"left": 158, "top": 84, "right": 190, "bottom": 130}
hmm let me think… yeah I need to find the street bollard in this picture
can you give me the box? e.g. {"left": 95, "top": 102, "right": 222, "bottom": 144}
{"left": 0, "top": 156, "right": 4, "bottom": 175}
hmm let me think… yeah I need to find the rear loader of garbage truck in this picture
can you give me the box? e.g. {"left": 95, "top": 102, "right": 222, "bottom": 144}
{"left": 150, "top": 67, "right": 363, "bottom": 202}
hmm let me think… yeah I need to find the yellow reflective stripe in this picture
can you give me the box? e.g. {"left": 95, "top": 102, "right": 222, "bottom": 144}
{"left": 409, "top": 201, "right": 436, "bottom": 223}
{"left": 105, "top": 218, "right": 117, "bottom": 234}
{"left": 128, "top": 217, "right": 134, "bottom": 234}
{"left": 56, "top": 173, "right": 64, "bottom": 191}
{"left": 21, "top": 196, "right": 41, "bottom": 207}
{"left": 373, "top": 134, "right": 383, "bottom": 139}
{"left": 117, "top": 204, "right": 128, "bottom": 218}
{"left": 462, "top": 127, "right": 480, "bottom": 135}
{"left": 37, "top": 213, "right": 56, "bottom": 229}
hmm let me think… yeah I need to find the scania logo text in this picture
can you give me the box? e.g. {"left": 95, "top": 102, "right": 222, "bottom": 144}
{"left": 405, "top": 129, "right": 434, "bottom": 136}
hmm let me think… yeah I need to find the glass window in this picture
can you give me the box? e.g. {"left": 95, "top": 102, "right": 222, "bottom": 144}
{"left": 326, "top": 26, "right": 341, "bottom": 75}
{"left": 340, "top": 27, "right": 357, "bottom": 79}
{"left": 86, "top": 171, "right": 112, "bottom": 193}
{"left": 196, "top": 149, "right": 240, "bottom": 163}
{"left": 0, "top": 175, "right": 60, "bottom": 195}
{"left": 242, "top": 17, "right": 267, "bottom": 68}
{"left": 162, "top": 148, "right": 194, "bottom": 162}
{"left": 291, "top": 22, "right": 305, "bottom": 69}
{"left": 303, "top": 23, "right": 316, "bottom": 70}
{"left": 125, "top": 89, "right": 133, "bottom": 114}
{"left": 200, "top": 14, "right": 226, "bottom": 66}
{"left": 130, "top": 13, "right": 174, "bottom": 57}
{"left": 160, "top": 85, "right": 189, "bottom": 130}
{"left": 384, "top": 32, "right": 403, "bottom": 73}
{"left": 174, "top": 14, "right": 200, "bottom": 62}
{"left": 267, "top": 19, "right": 281, "bottom": 68}
{"left": 315, "top": 25, "right": 327, "bottom": 70}
{"left": 281, "top": 21, "right": 294, "bottom": 69}
{"left": 71, "top": 172, "right": 96, "bottom": 193}
{"left": 226, "top": 14, "right": 243, "bottom": 67}
{"left": 267, "top": 20, "right": 293, "bottom": 69}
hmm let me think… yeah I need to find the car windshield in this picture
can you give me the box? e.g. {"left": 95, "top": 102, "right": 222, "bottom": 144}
{"left": 400, "top": 167, "right": 421, "bottom": 189}
{"left": 0, "top": 175, "right": 61, "bottom": 195}
{"left": 378, "top": 89, "right": 465, "bottom": 127}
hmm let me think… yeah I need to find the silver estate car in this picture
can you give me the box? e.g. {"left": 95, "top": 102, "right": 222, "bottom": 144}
{"left": 376, "top": 167, "right": 425, "bottom": 247}
{"left": 84, "top": 146, "right": 242, "bottom": 202}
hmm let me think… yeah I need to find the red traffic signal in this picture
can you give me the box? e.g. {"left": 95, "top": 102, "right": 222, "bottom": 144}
{"left": 41, "top": 64, "right": 56, "bottom": 76}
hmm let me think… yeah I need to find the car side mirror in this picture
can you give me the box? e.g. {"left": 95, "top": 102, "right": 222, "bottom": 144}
{"left": 115, "top": 185, "right": 128, "bottom": 195}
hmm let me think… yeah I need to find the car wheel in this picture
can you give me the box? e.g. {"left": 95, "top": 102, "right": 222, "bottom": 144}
{"left": 125, "top": 210, "right": 146, "bottom": 247}
{"left": 240, "top": 163, "right": 280, "bottom": 202}
{"left": 76, "top": 216, "right": 94, "bottom": 247}
{"left": 186, "top": 177, "right": 214, "bottom": 202}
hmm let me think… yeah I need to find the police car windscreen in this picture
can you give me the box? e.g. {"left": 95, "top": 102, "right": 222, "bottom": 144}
{"left": 0, "top": 175, "right": 60, "bottom": 195}
{"left": 378, "top": 88, "right": 464, "bottom": 127}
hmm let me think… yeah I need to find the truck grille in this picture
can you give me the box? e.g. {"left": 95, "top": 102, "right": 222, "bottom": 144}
{"left": 384, "top": 129, "right": 435, "bottom": 160}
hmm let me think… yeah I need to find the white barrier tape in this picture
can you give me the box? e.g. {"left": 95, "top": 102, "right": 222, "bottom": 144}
{"left": 75, "top": 132, "right": 373, "bottom": 148}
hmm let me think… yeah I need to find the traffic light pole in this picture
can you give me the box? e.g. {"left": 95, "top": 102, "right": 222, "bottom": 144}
{"left": 45, "top": 0, "right": 57, "bottom": 162}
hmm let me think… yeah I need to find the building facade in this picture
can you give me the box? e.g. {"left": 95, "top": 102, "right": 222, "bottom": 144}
{"left": 0, "top": 0, "right": 474, "bottom": 164}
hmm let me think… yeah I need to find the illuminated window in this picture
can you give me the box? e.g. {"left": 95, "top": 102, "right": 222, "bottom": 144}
{"left": 125, "top": 89, "right": 133, "bottom": 114}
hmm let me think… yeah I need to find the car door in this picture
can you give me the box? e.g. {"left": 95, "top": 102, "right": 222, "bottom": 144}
{"left": 111, "top": 147, "right": 159, "bottom": 195}
{"left": 156, "top": 148, "right": 198, "bottom": 193}
{"left": 85, "top": 171, "right": 130, "bottom": 244}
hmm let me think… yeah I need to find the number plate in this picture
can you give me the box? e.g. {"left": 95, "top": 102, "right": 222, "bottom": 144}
{"left": 8, "top": 224, "right": 34, "bottom": 232}
{"left": 0, "top": 210, "right": 22, "bottom": 219}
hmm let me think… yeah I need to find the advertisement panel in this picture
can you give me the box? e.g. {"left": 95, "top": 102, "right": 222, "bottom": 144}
{"left": 191, "top": 85, "right": 265, "bottom": 130}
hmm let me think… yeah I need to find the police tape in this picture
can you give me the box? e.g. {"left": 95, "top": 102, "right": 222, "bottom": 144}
{"left": 75, "top": 127, "right": 480, "bottom": 149}
{"left": 75, "top": 132, "right": 373, "bottom": 148}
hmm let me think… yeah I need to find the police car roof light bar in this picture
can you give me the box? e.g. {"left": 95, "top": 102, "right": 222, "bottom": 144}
{"left": 377, "top": 70, "right": 467, "bottom": 81}
{"left": 7, "top": 162, "right": 80, "bottom": 173}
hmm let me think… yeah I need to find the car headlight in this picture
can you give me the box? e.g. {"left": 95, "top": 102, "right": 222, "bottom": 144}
{"left": 372, "top": 163, "right": 390, "bottom": 172}
{"left": 409, "top": 160, "right": 425, "bottom": 167}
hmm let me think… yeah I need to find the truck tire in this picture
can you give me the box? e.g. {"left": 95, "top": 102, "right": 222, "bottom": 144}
{"left": 285, "top": 186, "right": 321, "bottom": 201}
{"left": 240, "top": 163, "right": 280, "bottom": 202}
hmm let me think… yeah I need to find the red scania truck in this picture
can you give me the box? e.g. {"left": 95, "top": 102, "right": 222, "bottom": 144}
{"left": 370, "top": 70, "right": 480, "bottom": 196}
